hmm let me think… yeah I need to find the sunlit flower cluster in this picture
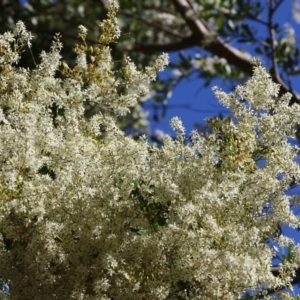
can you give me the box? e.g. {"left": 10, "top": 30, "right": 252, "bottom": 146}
{"left": 0, "top": 2, "right": 300, "bottom": 300}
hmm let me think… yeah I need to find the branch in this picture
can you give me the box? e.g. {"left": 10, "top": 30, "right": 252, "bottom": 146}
{"left": 267, "top": 0, "right": 285, "bottom": 97}
{"left": 168, "top": 0, "right": 300, "bottom": 105}
{"left": 171, "top": 0, "right": 253, "bottom": 73}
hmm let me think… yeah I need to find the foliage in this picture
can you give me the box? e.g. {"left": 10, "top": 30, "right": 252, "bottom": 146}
{"left": 1, "top": 1, "right": 300, "bottom": 299}
{"left": 2, "top": 0, "right": 300, "bottom": 124}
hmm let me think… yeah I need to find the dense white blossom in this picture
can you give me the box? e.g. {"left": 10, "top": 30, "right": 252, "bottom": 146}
{"left": 0, "top": 3, "right": 300, "bottom": 300}
{"left": 170, "top": 116, "right": 185, "bottom": 134}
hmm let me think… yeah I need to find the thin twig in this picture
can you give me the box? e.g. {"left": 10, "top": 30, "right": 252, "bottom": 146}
{"left": 267, "top": 0, "right": 281, "bottom": 86}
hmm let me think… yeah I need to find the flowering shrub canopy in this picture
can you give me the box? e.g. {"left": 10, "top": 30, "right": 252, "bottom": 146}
{"left": 1, "top": 1, "right": 300, "bottom": 299}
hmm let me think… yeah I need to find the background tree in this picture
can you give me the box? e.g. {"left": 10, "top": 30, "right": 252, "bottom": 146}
{"left": 2, "top": 0, "right": 300, "bottom": 105}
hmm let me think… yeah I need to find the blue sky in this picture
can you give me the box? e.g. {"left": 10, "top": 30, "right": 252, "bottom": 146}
{"left": 147, "top": 52, "right": 229, "bottom": 136}
{"left": 148, "top": 1, "right": 300, "bottom": 137}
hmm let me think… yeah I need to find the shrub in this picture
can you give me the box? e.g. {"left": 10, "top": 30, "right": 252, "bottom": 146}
{"left": 0, "top": 1, "right": 300, "bottom": 299}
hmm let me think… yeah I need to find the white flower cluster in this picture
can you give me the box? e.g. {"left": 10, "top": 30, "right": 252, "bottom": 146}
{"left": 0, "top": 4, "right": 300, "bottom": 300}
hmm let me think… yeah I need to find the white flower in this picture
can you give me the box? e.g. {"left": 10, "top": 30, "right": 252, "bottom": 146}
{"left": 170, "top": 116, "right": 185, "bottom": 134}
{"left": 78, "top": 25, "right": 88, "bottom": 36}
{"left": 78, "top": 25, "right": 88, "bottom": 39}
{"left": 172, "top": 69, "right": 182, "bottom": 78}
{"left": 76, "top": 50, "right": 87, "bottom": 68}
